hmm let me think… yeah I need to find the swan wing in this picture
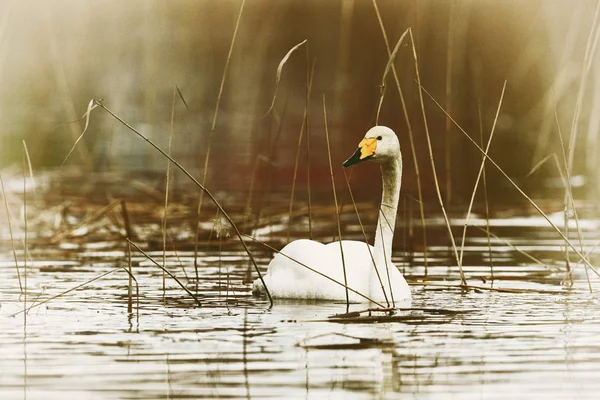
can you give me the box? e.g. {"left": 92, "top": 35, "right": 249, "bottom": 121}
{"left": 254, "top": 239, "right": 378, "bottom": 301}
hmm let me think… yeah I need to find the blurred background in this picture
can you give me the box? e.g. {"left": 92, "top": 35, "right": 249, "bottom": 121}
{"left": 1, "top": 0, "right": 599, "bottom": 208}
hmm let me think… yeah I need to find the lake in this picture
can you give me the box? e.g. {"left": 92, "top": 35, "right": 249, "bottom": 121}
{"left": 1, "top": 181, "right": 599, "bottom": 399}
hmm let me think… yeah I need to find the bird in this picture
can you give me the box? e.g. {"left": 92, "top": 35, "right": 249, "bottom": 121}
{"left": 252, "top": 126, "right": 410, "bottom": 306}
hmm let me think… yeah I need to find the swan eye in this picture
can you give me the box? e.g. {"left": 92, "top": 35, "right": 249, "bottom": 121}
{"left": 377, "top": 136, "right": 382, "bottom": 141}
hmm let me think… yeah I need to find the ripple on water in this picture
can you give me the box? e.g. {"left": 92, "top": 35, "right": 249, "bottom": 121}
{"left": 2, "top": 218, "right": 600, "bottom": 399}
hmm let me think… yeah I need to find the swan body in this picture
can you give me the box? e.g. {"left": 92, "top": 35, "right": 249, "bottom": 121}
{"left": 253, "top": 126, "right": 411, "bottom": 305}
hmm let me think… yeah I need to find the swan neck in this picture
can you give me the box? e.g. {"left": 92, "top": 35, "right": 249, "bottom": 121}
{"left": 374, "top": 158, "right": 402, "bottom": 264}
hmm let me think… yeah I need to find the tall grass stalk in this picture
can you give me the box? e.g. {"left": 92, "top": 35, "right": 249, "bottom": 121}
{"left": 243, "top": 303, "right": 251, "bottom": 400}
{"left": 375, "top": 84, "right": 387, "bottom": 124}
{"left": 194, "top": 0, "right": 246, "bottom": 269}
{"left": 458, "top": 81, "right": 506, "bottom": 273}
{"left": 587, "top": 73, "right": 600, "bottom": 198}
{"left": 444, "top": 2, "right": 455, "bottom": 206}
{"left": 61, "top": 100, "right": 99, "bottom": 166}
{"left": 245, "top": 155, "right": 270, "bottom": 223}
{"left": 552, "top": 98, "right": 589, "bottom": 289}
{"left": 420, "top": 86, "right": 600, "bottom": 278}
{"left": 586, "top": 67, "right": 600, "bottom": 199}
{"left": 264, "top": 39, "right": 307, "bottom": 117}
{"left": 22, "top": 140, "right": 36, "bottom": 199}
{"left": 563, "top": 2, "right": 600, "bottom": 289}
{"left": 120, "top": 200, "right": 134, "bottom": 238}
{"left": 287, "top": 61, "right": 315, "bottom": 242}
{"left": 249, "top": 103, "right": 288, "bottom": 243}
{"left": 408, "top": 28, "right": 466, "bottom": 285}
{"left": 166, "top": 233, "right": 190, "bottom": 280}
{"left": 12, "top": 267, "right": 132, "bottom": 317}
{"left": 372, "top": 0, "right": 428, "bottom": 272}
{"left": 96, "top": 100, "right": 273, "bottom": 305}
{"left": 478, "top": 101, "right": 493, "bottom": 282}
{"left": 127, "top": 241, "right": 133, "bottom": 314}
{"left": 524, "top": 154, "right": 591, "bottom": 285}
{"left": 0, "top": 173, "right": 23, "bottom": 292}
{"left": 323, "top": 95, "right": 350, "bottom": 311}
{"left": 305, "top": 45, "right": 313, "bottom": 240}
{"left": 162, "top": 87, "right": 177, "bottom": 298}
{"left": 527, "top": 94, "right": 583, "bottom": 285}
{"left": 128, "top": 240, "right": 202, "bottom": 307}
{"left": 375, "top": 28, "right": 409, "bottom": 123}
{"left": 22, "top": 141, "right": 34, "bottom": 269}
{"left": 23, "top": 152, "right": 28, "bottom": 323}
{"left": 218, "top": 207, "right": 224, "bottom": 299}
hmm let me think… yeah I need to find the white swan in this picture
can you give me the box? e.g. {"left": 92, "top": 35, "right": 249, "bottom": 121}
{"left": 253, "top": 126, "right": 410, "bottom": 305}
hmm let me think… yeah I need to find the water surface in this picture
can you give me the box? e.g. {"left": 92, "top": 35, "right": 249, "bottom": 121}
{"left": 1, "top": 202, "right": 600, "bottom": 399}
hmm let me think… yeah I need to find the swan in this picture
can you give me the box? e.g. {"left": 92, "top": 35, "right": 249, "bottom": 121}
{"left": 252, "top": 126, "right": 410, "bottom": 305}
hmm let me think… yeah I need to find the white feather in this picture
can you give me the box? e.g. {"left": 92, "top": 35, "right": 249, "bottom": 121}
{"left": 253, "top": 126, "right": 411, "bottom": 305}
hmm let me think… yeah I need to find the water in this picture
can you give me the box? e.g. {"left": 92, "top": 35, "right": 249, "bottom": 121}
{"left": 1, "top": 277, "right": 599, "bottom": 400}
{"left": 1, "top": 198, "right": 600, "bottom": 399}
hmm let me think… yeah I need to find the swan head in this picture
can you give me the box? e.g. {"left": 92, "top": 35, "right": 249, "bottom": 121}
{"left": 343, "top": 126, "right": 399, "bottom": 167}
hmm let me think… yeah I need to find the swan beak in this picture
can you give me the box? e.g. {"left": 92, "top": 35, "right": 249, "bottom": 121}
{"left": 343, "top": 137, "right": 377, "bottom": 167}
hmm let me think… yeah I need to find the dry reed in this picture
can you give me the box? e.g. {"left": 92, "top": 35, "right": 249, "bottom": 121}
{"left": 408, "top": 28, "right": 467, "bottom": 286}
{"left": 0, "top": 172, "right": 23, "bottom": 292}
{"left": 375, "top": 29, "right": 409, "bottom": 123}
{"left": 478, "top": 101, "right": 493, "bottom": 282}
{"left": 23, "top": 152, "right": 28, "bottom": 323}
{"left": 12, "top": 267, "right": 133, "bottom": 317}
{"left": 194, "top": 0, "right": 246, "bottom": 270}
{"left": 305, "top": 45, "right": 313, "bottom": 240}
{"left": 128, "top": 239, "right": 202, "bottom": 307}
{"left": 420, "top": 85, "right": 600, "bottom": 279}
{"left": 61, "top": 99, "right": 99, "bottom": 166}
{"left": 287, "top": 61, "right": 315, "bottom": 242}
{"left": 457, "top": 81, "right": 506, "bottom": 272}
{"left": 127, "top": 241, "right": 133, "bottom": 314}
{"left": 264, "top": 39, "right": 307, "bottom": 117}
{"left": 323, "top": 95, "right": 350, "bottom": 311}
{"left": 444, "top": 1, "right": 455, "bottom": 206}
{"left": 95, "top": 100, "right": 273, "bottom": 305}
{"left": 162, "top": 86, "right": 177, "bottom": 297}
{"left": 552, "top": 96, "right": 589, "bottom": 289}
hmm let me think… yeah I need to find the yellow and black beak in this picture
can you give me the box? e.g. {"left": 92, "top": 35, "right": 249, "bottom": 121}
{"left": 343, "top": 137, "right": 377, "bottom": 167}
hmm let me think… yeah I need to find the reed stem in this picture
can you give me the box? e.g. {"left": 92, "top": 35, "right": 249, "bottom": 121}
{"left": 408, "top": 28, "right": 466, "bottom": 286}
{"left": 0, "top": 173, "right": 23, "bottom": 292}
{"left": 194, "top": 0, "right": 246, "bottom": 269}
{"left": 420, "top": 85, "right": 599, "bottom": 278}
{"left": 162, "top": 86, "right": 176, "bottom": 298}
{"left": 458, "top": 81, "right": 506, "bottom": 273}
{"left": 287, "top": 61, "right": 315, "bottom": 242}
{"left": 97, "top": 100, "right": 273, "bottom": 306}
{"left": 478, "top": 101, "right": 493, "bottom": 283}
{"left": 23, "top": 152, "right": 28, "bottom": 322}
{"left": 323, "top": 95, "right": 350, "bottom": 311}
{"left": 305, "top": 45, "right": 313, "bottom": 240}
